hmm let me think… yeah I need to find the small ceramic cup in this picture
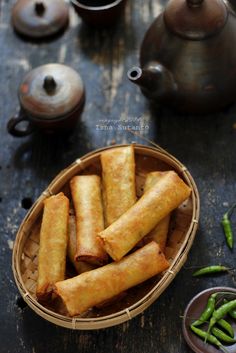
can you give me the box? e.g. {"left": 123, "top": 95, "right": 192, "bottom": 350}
{"left": 71, "top": 0, "right": 127, "bottom": 27}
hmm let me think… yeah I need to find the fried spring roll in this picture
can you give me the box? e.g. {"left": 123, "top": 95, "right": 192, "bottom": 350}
{"left": 141, "top": 172, "right": 171, "bottom": 251}
{"left": 98, "top": 171, "right": 191, "bottom": 261}
{"left": 143, "top": 216, "right": 171, "bottom": 252}
{"left": 101, "top": 146, "right": 136, "bottom": 226}
{"left": 95, "top": 292, "right": 127, "bottom": 309}
{"left": 55, "top": 241, "right": 169, "bottom": 316}
{"left": 68, "top": 215, "right": 96, "bottom": 274}
{"left": 70, "top": 175, "right": 108, "bottom": 265}
{"left": 144, "top": 171, "right": 168, "bottom": 191}
{"left": 36, "top": 192, "right": 69, "bottom": 301}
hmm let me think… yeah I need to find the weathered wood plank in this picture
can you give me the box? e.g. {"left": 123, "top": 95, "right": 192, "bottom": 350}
{"left": 1, "top": 0, "right": 236, "bottom": 352}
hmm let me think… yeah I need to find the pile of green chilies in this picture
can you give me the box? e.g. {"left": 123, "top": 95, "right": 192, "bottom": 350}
{"left": 190, "top": 204, "right": 236, "bottom": 279}
{"left": 190, "top": 292, "right": 236, "bottom": 353}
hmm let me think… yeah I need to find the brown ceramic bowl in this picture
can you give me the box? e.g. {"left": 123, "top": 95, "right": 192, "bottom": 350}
{"left": 183, "top": 287, "right": 236, "bottom": 353}
{"left": 71, "top": 0, "right": 127, "bottom": 27}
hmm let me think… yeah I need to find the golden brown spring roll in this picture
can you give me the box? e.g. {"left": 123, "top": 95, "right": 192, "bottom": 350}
{"left": 101, "top": 145, "right": 136, "bottom": 226}
{"left": 95, "top": 292, "right": 127, "bottom": 309}
{"left": 144, "top": 171, "right": 168, "bottom": 191}
{"left": 70, "top": 175, "right": 108, "bottom": 265}
{"left": 68, "top": 215, "right": 96, "bottom": 274}
{"left": 140, "top": 172, "right": 171, "bottom": 252}
{"left": 55, "top": 241, "right": 169, "bottom": 316}
{"left": 98, "top": 171, "right": 191, "bottom": 261}
{"left": 143, "top": 216, "right": 171, "bottom": 252}
{"left": 36, "top": 192, "right": 69, "bottom": 301}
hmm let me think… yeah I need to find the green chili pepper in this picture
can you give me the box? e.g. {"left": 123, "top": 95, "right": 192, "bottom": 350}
{"left": 211, "top": 327, "right": 236, "bottom": 344}
{"left": 192, "top": 266, "right": 229, "bottom": 277}
{"left": 223, "top": 299, "right": 236, "bottom": 320}
{"left": 190, "top": 325, "right": 229, "bottom": 353}
{"left": 221, "top": 203, "right": 236, "bottom": 249}
{"left": 217, "top": 319, "right": 235, "bottom": 338}
{"left": 192, "top": 293, "right": 217, "bottom": 326}
{"left": 208, "top": 299, "right": 236, "bottom": 333}
{"left": 229, "top": 309, "right": 236, "bottom": 320}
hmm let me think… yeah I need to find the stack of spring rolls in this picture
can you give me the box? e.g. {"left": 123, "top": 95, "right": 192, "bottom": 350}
{"left": 36, "top": 146, "right": 192, "bottom": 316}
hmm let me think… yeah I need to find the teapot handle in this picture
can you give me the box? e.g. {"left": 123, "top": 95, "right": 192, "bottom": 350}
{"left": 7, "top": 111, "right": 34, "bottom": 137}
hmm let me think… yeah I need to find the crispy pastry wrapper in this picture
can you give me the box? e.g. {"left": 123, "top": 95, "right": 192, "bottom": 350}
{"left": 36, "top": 192, "right": 69, "bottom": 301}
{"left": 101, "top": 145, "right": 136, "bottom": 226}
{"left": 54, "top": 241, "right": 169, "bottom": 316}
{"left": 68, "top": 215, "right": 96, "bottom": 274}
{"left": 141, "top": 216, "right": 171, "bottom": 252}
{"left": 98, "top": 171, "right": 191, "bottom": 261}
{"left": 137, "top": 172, "right": 171, "bottom": 251}
{"left": 70, "top": 175, "right": 108, "bottom": 265}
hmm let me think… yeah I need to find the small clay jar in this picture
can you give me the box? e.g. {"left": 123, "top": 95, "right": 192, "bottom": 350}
{"left": 12, "top": 0, "right": 69, "bottom": 39}
{"left": 7, "top": 64, "right": 85, "bottom": 137}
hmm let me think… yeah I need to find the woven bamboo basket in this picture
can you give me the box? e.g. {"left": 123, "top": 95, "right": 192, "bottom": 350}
{"left": 12, "top": 143, "right": 200, "bottom": 330}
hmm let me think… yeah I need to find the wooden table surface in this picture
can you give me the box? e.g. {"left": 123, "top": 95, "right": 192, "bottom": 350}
{"left": 1, "top": 0, "right": 236, "bottom": 352}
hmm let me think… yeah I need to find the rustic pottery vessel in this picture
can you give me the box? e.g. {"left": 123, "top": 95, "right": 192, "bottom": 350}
{"left": 128, "top": 0, "right": 236, "bottom": 114}
{"left": 12, "top": 0, "right": 69, "bottom": 39}
{"left": 7, "top": 64, "right": 85, "bottom": 137}
{"left": 71, "top": 0, "right": 127, "bottom": 27}
{"left": 183, "top": 287, "right": 236, "bottom": 353}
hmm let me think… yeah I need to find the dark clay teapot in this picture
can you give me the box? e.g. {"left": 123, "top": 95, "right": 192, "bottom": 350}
{"left": 128, "top": 0, "right": 236, "bottom": 114}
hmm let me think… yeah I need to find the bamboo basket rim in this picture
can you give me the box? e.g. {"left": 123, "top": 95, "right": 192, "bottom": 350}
{"left": 12, "top": 143, "right": 200, "bottom": 329}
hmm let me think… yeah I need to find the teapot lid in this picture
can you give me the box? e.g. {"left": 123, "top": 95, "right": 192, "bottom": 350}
{"left": 164, "top": 0, "right": 228, "bottom": 40}
{"left": 12, "top": 0, "right": 69, "bottom": 38}
{"left": 19, "top": 64, "right": 85, "bottom": 120}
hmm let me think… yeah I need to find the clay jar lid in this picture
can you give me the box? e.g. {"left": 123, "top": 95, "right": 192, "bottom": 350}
{"left": 164, "top": 0, "right": 228, "bottom": 40}
{"left": 12, "top": 0, "right": 69, "bottom": 38}
{"left": 19, "top": 64, "right": 85, "bottom": 121}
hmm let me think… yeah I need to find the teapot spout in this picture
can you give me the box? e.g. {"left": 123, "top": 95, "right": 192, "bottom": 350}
{"left": 127, "top": 62, "right": 177, "bottom": 101}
